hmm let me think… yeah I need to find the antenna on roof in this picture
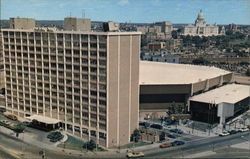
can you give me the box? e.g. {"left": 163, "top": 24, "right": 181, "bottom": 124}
{"left": 70, "top": 12, "right": 72, "bottom": 17}
{"left": 82, "top": 9, "right": 85, "bottom": 18}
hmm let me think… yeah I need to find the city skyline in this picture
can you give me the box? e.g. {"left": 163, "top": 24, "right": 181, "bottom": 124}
{"left": 1, "top": 0, "right": 250, "bottom": 25}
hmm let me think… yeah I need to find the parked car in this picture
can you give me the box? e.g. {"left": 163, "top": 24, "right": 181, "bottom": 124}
{"left": 240, "top": 128, "right": 249, "bottom": 132}
{"left": 47, "top": 131, "right": 64, "bottom": 142}
{"left": 167, "top": 134, "right": 177, "bottom": 139}
{"left": 139, "top": 122, "right": 150, "bottom": 128}
{"left": 150, "top": 124, "right": 163, "bottom": 130}
{"left": 229, "top": 130, "right": 238, "bottom": 135}
{"left": 160, "top": 142, "right": 172, "bottom": 148}
{"left": 170, "top": 129, "right": 183, "bottom": 134}
{"left": 127, "top": 152, "right": 144, "bottom": 158}
{"left": 171, "top": 140, "right": 185, "bottom": 146}
{"left": 219, "top": 131, "right": 230, "bottom": 136}
{"left": 21, "top": 121, "right": 30, "bottom": 126}
{"left": 6, "top": 114, "right": 18, "bottom": 121}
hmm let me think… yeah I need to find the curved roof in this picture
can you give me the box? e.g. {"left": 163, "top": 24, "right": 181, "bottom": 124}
{"left": 139, "top": 61, "right": 231, "bottom": 85}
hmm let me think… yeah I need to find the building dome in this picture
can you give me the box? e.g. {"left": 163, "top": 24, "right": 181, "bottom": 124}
{"left": 197, "top": 9, "right": 205, "bottom": 20}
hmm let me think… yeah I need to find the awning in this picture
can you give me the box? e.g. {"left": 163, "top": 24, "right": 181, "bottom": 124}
{"left": 27, "top": 115, "right": 61, "bottom": 124}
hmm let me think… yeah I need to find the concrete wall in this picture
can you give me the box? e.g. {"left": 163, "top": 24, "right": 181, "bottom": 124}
{"left": 107, "top": 34, "right": 140, "bottom": 148}
{"left": 64, "top": 17, "right": 91, "bottom": 31}
{"left": 10, "top": 18, "right": 35, "bottom": 29}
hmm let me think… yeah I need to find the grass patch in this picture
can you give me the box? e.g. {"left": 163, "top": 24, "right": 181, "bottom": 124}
{"left": 58, "top": 135, "right": 106, "bottom": 152}
{"left": 58, "top": 135, "right": 85, "bottom": 151}
{"left": 119, "top": 141, "right": 151, "bottom": 149}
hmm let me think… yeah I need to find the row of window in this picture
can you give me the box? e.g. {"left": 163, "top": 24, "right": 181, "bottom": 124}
{"left": 4, "top": 32, "right": 107, "bottom": 41}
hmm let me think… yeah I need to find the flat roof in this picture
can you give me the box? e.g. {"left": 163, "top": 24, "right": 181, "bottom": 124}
{"left": 139, "top": 61, "right": 231, "bottom": 85}
{"left": 27, "top": 115, "right": 60, "bottom": 124}
{"left": 189, "top": 84, "right": 250, "bottom": 104}
{"left": 1, "top": 29, "right": 142, "bottom": 36}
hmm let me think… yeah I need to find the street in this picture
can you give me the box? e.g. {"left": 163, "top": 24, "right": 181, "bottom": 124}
{"left": 1, "top": 125, "right": 249, "bottom": 159}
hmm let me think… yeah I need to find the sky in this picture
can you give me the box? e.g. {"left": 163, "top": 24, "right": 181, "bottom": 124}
{"left": 1, "top": 0, "right": 250, "bottom": 24}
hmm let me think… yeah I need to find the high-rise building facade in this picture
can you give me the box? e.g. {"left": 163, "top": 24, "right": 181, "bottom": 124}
{"left": 1, "top": 18, "right": 141, "bottom": 147}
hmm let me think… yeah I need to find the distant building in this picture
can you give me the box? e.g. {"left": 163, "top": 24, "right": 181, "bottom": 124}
{"left": 64, "top": 17, "right": 91, "bottom": 31}
{"left": 141, "top": 51, "right": 179, "bottom": 63}
{"left": 219, "top": 26, "right": 226, "bottom": 35}
{"left": 137, "top": 21, "right": 173, "bottom": 41}
{"left": 183, "top": 10, "right": 224, "bottom": 36}
{"left": 165, "top": 39, "right": 183, "bottom": 50}
{"left": 155, "top": 21, "right": 173, "bottom": 33}
{"left": 148, "top": 42, "right": 166, "bottom": 51}
{"left": 229, "top": 23, "right": 238, "bottom": 32}
{"left": 10, "top": 17, "right": 35, "bottom": 30}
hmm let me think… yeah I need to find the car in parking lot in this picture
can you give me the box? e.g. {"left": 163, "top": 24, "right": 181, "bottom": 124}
{"left": 167, "top": 134, "right": 177, "bottom": 139}
{"left": 150, "top": 124, "right": 163, "bottom": 130}
{"left": 238, "top": 128, "right": 249, "bottom": 132}
{"left": 21, "top": 121, "right": 30, "bottom": 126}
{"left": 160, "top": 142, "right": 172, "bottom": 148}
{"left": 126, "top": 152, "right": 144, "bottom": 158}
{"left": 139, "top": 122, "right": 150, "bottom": 128}
{"left": 219, "top": 131, "right": 230, "bottom": 136}
{"left": 47, "top": 131, "right": 64, "bottom": 142}
{"left": 169, "top": 129, "right": 183, "bottom": 134}
{"left": 229, "top": 130, "right": 238, "bottom": 135}
{"left": 171, "top": 140, "right": 185, "bottom": 146}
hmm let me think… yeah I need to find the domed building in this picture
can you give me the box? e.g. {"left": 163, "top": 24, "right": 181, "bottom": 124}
{"left": 183, "top": 10, "right": 224, "bottom": 36}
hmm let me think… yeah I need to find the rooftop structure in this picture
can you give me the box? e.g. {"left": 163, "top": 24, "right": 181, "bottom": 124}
{"left": 139, "top": 61, "right": 231, "bottom": 85}
{"left": 10, "top": 17, "right": 35, "bottom": 30}
{"left": 189, "top": 84, "right": 250, "bottom": 104}
{"left": 64, "top": 17, "right": 91, "bottom": 31}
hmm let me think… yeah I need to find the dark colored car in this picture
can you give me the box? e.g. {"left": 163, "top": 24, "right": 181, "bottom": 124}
{"left": 139, "top": 122, "right": 150, "bottom": 128}
{"left": 150, "top": 124, "right": 163, "bottom": 130}
{"left": 167, "top": 134, "right": 177, "bottom": 139}
{"left": 170, "top": 129, "right": 183, "bottom": 134}
{"left": 171, "top": 140, "right": 185, "bottom": 146}
{"left": 21, "top": 121, "right": 30, "bottom": 126}
{"left": 229, "top": 130, "right": 238, "bottom": 135}
{"left": 47, "top": 131, "right": 63, "bottom": 142}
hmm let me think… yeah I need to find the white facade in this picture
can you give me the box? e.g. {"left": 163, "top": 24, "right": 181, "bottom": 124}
{"left": 183, "top": 10, "right": 223, "bottom": 36}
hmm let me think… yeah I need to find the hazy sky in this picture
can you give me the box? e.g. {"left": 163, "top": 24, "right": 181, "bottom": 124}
{"left": 1, "top": 0, "right": 250, "bottom": 24}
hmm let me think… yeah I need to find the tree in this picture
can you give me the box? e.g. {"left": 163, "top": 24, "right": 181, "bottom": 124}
{"left": 246, "top": 68, "right": 250, "bottom": 77}
{"left": 159, "top": 132, "right": 166, "bottom": 141}
{"left": 130, "top": 129, "right": 141, "bottom": 143}
{"left": 192, "top": 57, "right": 209, "bottom": 65}
{"left": 83, "top": 140, "right": 97, "bottom": 151}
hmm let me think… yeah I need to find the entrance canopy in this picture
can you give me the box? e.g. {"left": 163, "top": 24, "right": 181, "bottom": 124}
{"left": 27, "top": 115, "right": 61, "bottom": 124}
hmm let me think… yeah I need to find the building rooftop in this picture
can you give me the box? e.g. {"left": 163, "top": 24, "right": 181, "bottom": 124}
{"left": 189, "top": 84, "right": 250, "bottom": 104}
{"left": 27, "top": 114, "right": 61, "bottom": 124}
{"left": 1, "top": 28, "right": 141, "bottom": 35}
{"left": 139, "top": 61, "right": 231, "bottom": 85}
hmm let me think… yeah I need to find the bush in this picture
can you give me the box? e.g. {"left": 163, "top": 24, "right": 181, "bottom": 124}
{"left": 130, "top": 129, "right": 141, "bottom": 143}
{"left": 246, "top": 69, "right": 250, "bottom": 76}
{"left": 83, "top": 140, "right": 96, "bottom": 151}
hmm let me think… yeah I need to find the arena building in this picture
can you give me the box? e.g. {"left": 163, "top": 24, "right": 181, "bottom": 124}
{"left": 139, "top": 61, "right": 233, "bottom": 119}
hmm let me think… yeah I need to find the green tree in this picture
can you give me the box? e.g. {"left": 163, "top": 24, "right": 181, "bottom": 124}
{"left": 83, "top": 140, "right": 97, "bottom": 150}
{"left": 246, "top": 69, "right": 250, "bottom": 77}
{"left": 130, "top": 129, "right": 141, "bottom": 143}
{"left": 192, "top": 57, "right": 209, "bottom": 65}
